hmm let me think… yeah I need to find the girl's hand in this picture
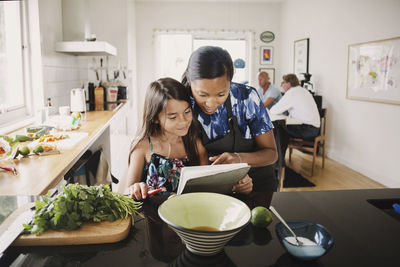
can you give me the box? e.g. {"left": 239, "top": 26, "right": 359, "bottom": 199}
{"left": 232, "top": 175, "right": 253, "bottom": 195}
{"left": 129, "top": 182, "right": 149, "bottom": 200}
{"left": 210, "top": 152, "right": 242, "bottom": 165}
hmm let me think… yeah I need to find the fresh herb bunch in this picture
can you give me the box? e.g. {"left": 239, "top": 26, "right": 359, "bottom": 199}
{"left": 23, "top": 184, "right": 142, "bottom": 235}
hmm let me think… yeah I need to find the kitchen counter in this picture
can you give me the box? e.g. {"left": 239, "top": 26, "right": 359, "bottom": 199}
{"left": 0, "top": 103, "right": 127, "bottom": 196}
{"left": 1, "top": 188, "right": 399, "bottom": 266}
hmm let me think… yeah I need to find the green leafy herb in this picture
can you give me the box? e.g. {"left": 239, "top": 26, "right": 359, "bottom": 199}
{"left": 23, "top": 184, "right": 142, "bottom": 235}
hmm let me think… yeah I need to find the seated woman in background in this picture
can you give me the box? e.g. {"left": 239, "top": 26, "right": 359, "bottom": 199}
{"left": 125, "top": 78, "right": 208, "bottom": 200}
{"left": 270, "top": 74, "right": 320, "bottom": 140}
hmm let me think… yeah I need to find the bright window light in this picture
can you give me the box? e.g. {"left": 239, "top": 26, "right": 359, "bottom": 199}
{"left": 193, "top": 39, "right": 247, "bottom": 83}
{"left": 157, "top": 34, "right": 192, "bottom": 81}
{"left": 155, "top": 32, "right": 250, "bottom": 84}
{"left": 0, "top": 1, "right": 27, "bottom": 126}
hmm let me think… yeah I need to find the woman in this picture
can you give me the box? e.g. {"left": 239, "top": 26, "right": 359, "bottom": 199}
{"left": 182, "top": 46, "right": 278, "bottom": 205}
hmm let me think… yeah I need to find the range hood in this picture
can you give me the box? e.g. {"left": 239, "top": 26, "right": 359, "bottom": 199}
{"left": 58, "top": 0, "right": 117, "bottom": 56}
{"left": 55, "top": 41, "right": 117, "bottom": 56}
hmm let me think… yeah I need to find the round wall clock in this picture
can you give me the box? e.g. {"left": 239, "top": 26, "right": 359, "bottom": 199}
{"left": 260, "top": 31, "right": 275, "bottom": 43}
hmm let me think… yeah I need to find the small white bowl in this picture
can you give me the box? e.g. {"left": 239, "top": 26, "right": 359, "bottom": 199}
{"left": 275, "top": 220, "right": 334, "bottom": 260}
{"left": 158, "top": 192, "right": 251, "bottom": 256}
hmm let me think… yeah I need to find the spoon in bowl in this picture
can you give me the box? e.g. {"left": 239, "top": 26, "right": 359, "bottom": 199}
{"left": 269, "top": 206, "right": 303, "bottom": 246}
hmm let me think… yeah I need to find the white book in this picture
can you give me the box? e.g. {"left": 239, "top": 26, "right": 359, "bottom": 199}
{"left": 176, "top": 163, "right": 250, "bottom": 195}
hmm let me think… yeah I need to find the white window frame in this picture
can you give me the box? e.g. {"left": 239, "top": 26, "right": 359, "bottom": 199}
{"left": 192, "top": 30, "right": 254, "bottom": 83}
{"left": 153, "top": 32, "right": 193, "bottom": 81}
{"left": 0, "top": 0, "right": 43, "bottom": 134}
{"left": 153, "top": 29, "right": 254, "bottom": 83}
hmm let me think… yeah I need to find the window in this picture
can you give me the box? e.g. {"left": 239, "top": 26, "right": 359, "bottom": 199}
{"left": 154, "top": 30, "right": 253, "bottom": 84}
{"left": 193, "top": 39, "right": 247, "bottom": 83}
{"left": 0, "top": 1, "right": 31, "bottom": 127}
{"left": 154, "top": 34, "right": 192, "bottom": 81}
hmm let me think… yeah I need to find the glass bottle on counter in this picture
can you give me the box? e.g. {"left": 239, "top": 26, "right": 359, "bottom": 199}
{"left": 44, "top": 97, "right": 54, "bottom": 122}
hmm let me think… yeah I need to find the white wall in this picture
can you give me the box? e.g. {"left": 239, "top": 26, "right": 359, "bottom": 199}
{"left": 38, "top": 0, "right": 137, "bottom": 183}
{"left": 39, "top": 0, "right": 88, "bottom": 108}
{"left": 127, "top": 0, "right": 138, "bottom": 135}
{"left": 135, "top": 1, "right": 281, "bottom": 123}
{"left": 280, "top": 0, "right": 400, "bottom": 187}
{"left": 80, "top": 0, "right": 137, "bottom": 135}
{"left": 39, "top": 0, "right": 136, "bottom": 132}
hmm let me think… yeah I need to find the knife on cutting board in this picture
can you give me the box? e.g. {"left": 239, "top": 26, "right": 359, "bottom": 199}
{"left": 27, "top": 150, "right": 61, "bottom": 157}
{"left": 0, "top": 203, "right": 35, "bottom": 255}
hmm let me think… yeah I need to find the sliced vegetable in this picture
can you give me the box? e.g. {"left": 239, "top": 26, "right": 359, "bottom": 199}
{"left": 34, "top": 127, "right": 53, "bottom": 139}
{"left": 14, "top": 135, "right": 34, "bottom": 142}
{"left": 0, "top": 137, "right": 11, "bottom": 155}
{"left": 25, "top": 126, "right": 54, "bottom": 139}
{"left": 0, "top": 136, "right": 19, "bottom": 159}
{"left": 26, "top": 126, "right": 45, "bottom": 133}
{"left": 0, "top": 135, "right": 14, "bottom": 144}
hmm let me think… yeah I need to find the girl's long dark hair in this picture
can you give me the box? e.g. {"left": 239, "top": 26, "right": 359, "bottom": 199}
{"left": 129, "top": 78, "right": 200, "bottom": 165}
{"left": 182, "top": 46, "right": 234, "bottom": 90}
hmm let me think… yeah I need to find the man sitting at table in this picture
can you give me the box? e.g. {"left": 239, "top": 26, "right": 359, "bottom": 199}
{"left": 257, "top": 71, "right": 282, "bottom": 109}
{"left": 270, "top": 74, "right": 320, "bottom": 140}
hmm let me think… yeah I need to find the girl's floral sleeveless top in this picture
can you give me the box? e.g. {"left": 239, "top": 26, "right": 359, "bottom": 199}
{"left": 141, "top": 137, "right": 189, "bottom": 193}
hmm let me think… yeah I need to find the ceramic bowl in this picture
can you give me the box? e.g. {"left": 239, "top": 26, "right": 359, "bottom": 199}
{"left": 158, "top": 192, "right": 251, "bottom": 256}
{"left": 275, "top": 220, "right": 334, "bottom": 260}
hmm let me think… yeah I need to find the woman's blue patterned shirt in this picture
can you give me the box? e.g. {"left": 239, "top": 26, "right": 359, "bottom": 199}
{"left": 192, "top": 82, "right": 273, "bottom": 140}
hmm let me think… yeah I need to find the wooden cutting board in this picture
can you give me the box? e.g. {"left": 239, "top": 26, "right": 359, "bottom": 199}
{"left": 5, "top": 203, "right": 131, "bottom": 246}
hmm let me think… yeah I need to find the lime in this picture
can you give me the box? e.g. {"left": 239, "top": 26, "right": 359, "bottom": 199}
{"left": 33, "top": 145, "right": 44, "bottom": 154}
{"left": 19, "top": 146, "right": 30, "bottom": 156}
{"left": 251, "top": 206, "right": 273, "bottom": 228}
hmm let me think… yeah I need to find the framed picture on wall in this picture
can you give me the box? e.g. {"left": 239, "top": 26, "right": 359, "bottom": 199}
{"left": 260, "top": 46, "right": 273, "bottom": 65}
{"left": 347, "top": 36, "right": 400, "bottom": 105}
{"left": 293, "top": 38, "right": 309, "bottom": 77}
{"left": 259, "top": 68, "right": 275, "bottom": 84}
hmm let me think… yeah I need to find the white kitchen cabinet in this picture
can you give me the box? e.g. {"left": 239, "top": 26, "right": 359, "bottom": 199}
{"left": 110, "top": 103, "right": 131, "bottom": 192}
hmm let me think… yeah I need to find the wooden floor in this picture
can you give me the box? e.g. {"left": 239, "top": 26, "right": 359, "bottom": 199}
{"left": 279, "top": 150, "right": 385, "bottom": 192}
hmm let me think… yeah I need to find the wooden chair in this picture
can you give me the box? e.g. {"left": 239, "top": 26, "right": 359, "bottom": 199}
{"left": 288, "top": 108, "right": 327, "bottom": 176}
{"left": 272, "top": 119, "right": 289, "bottom": 191}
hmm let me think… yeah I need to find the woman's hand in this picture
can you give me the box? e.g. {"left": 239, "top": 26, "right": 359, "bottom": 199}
{"left": 128, "top": 182, "right": 149, "bottom": 200}
{"left": 209, "top": 152, "right": 242, "bottom": 165}
{"left": 232, "top": 175, "right": 253, "bottom": 195}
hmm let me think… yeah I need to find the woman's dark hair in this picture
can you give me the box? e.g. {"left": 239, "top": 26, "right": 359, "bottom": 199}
{"left": 182, "top": 46, "right": 234, "bottom": 88}
{"left": 282, "top": 74, "right": 300, "bottom": 87}
{"left": 129, "top": 77, "right": 200, "bottom": 165}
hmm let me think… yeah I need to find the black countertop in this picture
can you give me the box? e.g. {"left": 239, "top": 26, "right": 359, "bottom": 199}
{"left": 1, "top": 188, "right": 400, "bottom": 267}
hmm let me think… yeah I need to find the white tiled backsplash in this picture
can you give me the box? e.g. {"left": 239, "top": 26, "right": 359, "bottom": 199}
{"left": 42, "top": 54, "right": 89, "bottom": 109}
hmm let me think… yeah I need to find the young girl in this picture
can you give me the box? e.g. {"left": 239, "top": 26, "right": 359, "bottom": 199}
{"left": 126, "top": 77, "right": 208, "bottom": 200}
